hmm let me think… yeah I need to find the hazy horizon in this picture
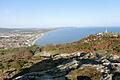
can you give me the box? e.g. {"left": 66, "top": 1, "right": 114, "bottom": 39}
{"left": 0, "top": 0, "right": 120, "bottom": 28}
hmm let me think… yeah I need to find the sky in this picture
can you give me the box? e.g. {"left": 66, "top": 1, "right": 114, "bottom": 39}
{"left": 0, "top": 0, "right": 120, "bottom": 28}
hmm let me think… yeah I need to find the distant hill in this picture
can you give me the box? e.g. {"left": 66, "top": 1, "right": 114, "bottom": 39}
{"left": 0, "top": 28, "right": 14, "bottom": 32}
{"left": 0, "top": 28, "right": 55, "bottom": 33}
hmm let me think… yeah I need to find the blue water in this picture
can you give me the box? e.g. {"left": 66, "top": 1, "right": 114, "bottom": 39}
{"left": 35, "top": 27, "right": 120, "bottom": 46}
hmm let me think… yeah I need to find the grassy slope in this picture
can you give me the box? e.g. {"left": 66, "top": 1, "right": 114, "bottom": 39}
{"left": 42, "top": 33, "right": 120, "bottom": 55}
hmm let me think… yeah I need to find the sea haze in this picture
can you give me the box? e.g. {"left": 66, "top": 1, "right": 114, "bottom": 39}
{"left": 35, "top": 27, "right": 120, "bottom": 46}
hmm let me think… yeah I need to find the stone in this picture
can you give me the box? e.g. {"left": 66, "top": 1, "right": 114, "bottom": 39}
{"left": 112, "top": 72, "right": 120, "bottom": 80}
{"left": 77, "top": 76, "right": 91, "bottom": 80}
{"left": 12, "top": 51, "right": 120, "bottom": 80}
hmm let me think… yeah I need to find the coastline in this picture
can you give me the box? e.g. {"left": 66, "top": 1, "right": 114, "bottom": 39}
{"left": 31, "top": 33, "right": 44, "bottom": 46}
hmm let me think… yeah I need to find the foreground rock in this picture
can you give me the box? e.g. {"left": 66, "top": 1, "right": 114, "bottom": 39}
{"left": 11, "top": 52, "right": 120, "bottom": 80}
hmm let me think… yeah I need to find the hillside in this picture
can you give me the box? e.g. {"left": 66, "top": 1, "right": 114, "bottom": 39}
{"left": 42, "top": 32, "right": 120, "bottom": 55}
{"left": 0, "top": 32, "right": 120, "bottom": 80}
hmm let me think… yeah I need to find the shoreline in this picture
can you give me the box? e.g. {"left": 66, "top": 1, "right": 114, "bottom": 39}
{"left": 31, "top": 33, "right": 44, "bottom": 46}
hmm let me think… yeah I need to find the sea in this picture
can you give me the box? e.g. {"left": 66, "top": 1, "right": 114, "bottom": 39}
{"left": 35, "top": 27, "right": 120, "bottom": 46}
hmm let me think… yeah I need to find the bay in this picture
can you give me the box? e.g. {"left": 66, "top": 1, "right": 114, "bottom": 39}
{"left": 35, "top": 27, "right": 120, "bottom": 46}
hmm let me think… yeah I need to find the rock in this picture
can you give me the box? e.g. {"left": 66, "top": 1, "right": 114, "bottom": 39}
{"left": 77, "top": 76, "right": 91, "bottom": 80}
{"left": 112, "top": 72, "right": 120, "bottom": 80}
{"left": 42, "top": 51, "right": 51, "bottom": 57}
{"left": 12, "top": 51, "right": 120, "bottom": 80}
{"left": 14, "top": 59, "right": 79, "bottom": 80}
{"left": 76, "top": 52, "right": 81, "bottom": 57}
{"left": 60, "top": 54, "right": 71, "bottom": 58}
{"left": 101, "top": 59, "right": 111, "bottom": 66}
{"left": 109, "top": 54, "right": 120, "bottom": 62}
{"left": 57, "top": 59, "right": 79, "bottom": 71}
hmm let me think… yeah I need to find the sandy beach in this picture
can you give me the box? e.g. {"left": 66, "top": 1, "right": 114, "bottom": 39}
{"left": 31, "top": 33, "right": 44, "bottom": 45}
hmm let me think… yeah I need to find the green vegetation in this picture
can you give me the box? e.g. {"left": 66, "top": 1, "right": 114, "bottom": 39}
{"left": 0, "top": 63, "right": 4, "bottom": 69}
{"left": 0, "top": 45, "right": 42, "bottom": 78}
{"left": 28, "top": 45, "right": 39, "bottom": 55}
{"left": 113, "top": 45, "right": 120, "bottom": 52}
{"left": 67, "top": 67, "right": 102, "bottom": 80}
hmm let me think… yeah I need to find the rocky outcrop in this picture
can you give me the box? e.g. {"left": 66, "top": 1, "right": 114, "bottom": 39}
{"left": 12, "top": 52, "right": 120, "bottom": 80}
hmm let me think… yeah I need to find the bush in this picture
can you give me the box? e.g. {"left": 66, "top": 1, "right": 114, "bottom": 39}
{"left": 11, "top": 61, "right": 22, "bottom": 70}
{"left": 2, "top": 62, "right": 10, "bottom": 69}
{"left": 28, "top": 45, "right": 39, "bottom": 55}
{"left": 18, "top": 60, "right": 28, "bottom": 67}
{"left": 113, "top": 46, "right": 120, "bottom": 52}
{"left": 0, "top": 63, "right": 4, "bottom": 69}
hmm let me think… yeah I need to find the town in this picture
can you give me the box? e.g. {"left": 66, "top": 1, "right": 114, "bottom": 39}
{"left": 0, "top": 28, "right": 51, "bottom": 49}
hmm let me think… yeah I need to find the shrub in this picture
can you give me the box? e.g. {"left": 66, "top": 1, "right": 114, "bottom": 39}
{"left": 0, "top": 63, "right": 4, "bottom": 69}
{"left": 28, "top": 45, "right": 39, "bottom": 55}
{"left": 18, "top": 60, "right": 28, "bottom": 67}
{"left": 11, "top": 61, "right": 22, "bottom": 70}
{"left": 2, "top": 62, "right": 10, "bottom": 69}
